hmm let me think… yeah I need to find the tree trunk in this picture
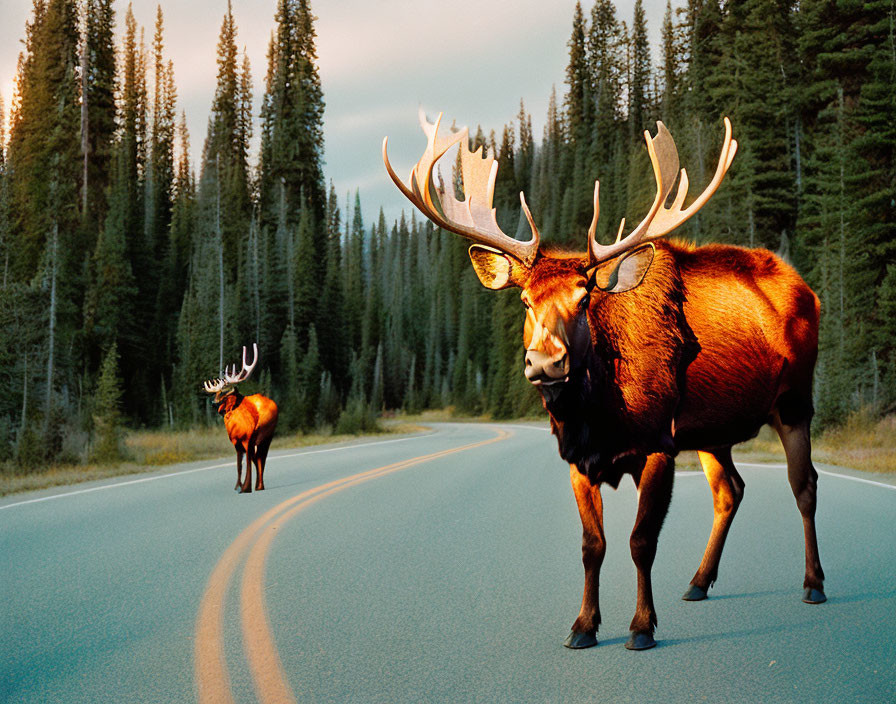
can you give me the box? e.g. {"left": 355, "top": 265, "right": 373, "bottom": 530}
{"left": 251, "top": 214, "right": 260, "bottom": 343}
{"left": 20, "top": 353, "right": 28, "bottom": 445}
{"left": 837, "top": 87, "right": 846, "bottom": 354}
{"left": 80, "top": 6, "right": 89, "bottom": 216}
{"left": 45, "top": 219, "right": 58, "bottom": 430}
{"left": 281, "top": 179, "right": 295, "bottom": 331}
{"left": 216, "top": 154, "right": 224, "bottom": 372}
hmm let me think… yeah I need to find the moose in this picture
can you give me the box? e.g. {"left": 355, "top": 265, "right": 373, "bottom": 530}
{"left": 384, "top": 110, "right": 825, "bottom": 650}
{"left": 203, "top": 343, "right": 279, "bottom": 493}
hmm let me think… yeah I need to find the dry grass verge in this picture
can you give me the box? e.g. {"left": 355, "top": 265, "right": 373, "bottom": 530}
{"left": 397, "top": 408, "right": 894, "bottom": 475}
{"left": 3, "top": 411, "right": 890, "bottom": 498}
{"left": 0, "top": 422, "right": 426, "bottom": 498}
{"left": 685, "top": 412, "right": 895, "bottom": 473}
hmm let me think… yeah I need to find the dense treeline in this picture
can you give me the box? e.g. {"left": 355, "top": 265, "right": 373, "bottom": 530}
{"left": 0, "top": 0, "right": 892, "bottom": 467}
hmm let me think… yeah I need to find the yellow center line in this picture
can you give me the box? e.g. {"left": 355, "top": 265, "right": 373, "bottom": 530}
{"left": 194, "top": 428, "right": 510, "bottom": 704}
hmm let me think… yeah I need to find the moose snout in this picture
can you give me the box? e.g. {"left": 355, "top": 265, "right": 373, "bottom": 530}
{"left": 524, "top": 348, "right": 569, "bottom": 385}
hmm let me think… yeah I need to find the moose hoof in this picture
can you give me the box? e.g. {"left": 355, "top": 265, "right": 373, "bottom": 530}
{"left": 802, "top": 587, "right": 826, "bottom": 604}
{"left": 625, "top": 631, "right": 657, "bottom": 651}
{"left": 564, "top": 630, "right": 597, "bottom": 649}
{"left": 682, "top": 584, "right": 708, "bottom": 601}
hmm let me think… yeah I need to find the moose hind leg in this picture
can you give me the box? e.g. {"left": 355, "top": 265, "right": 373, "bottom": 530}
{"left": 683, "top": 448, "right": 744, "bottom": 601}
{"left": 238, "top": 441, "right": 253, "bottom": 493}
{"left": 565, "top": 465, "right": 606, "bottom": 649}
{"left": 254, "top": 435, "right": 272, "bottom": 491}
{"left": 772, "top": 413, "right": 825, "bottom": 603}
{"left": 627, "top": 453, "right": 674, "bottom": 650}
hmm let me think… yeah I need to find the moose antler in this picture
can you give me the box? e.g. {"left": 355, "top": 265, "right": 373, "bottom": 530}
{"left": 222, "top": 343, "right": 258, "bottom": 385}
{"left": 202, "top": 377, "right": 227, "bottom": 394}
{"left": 383, "top": 109, "right": 540, "bottom": 267}
{"left": 201, "top": 343, "right": 259, "bottom": 393}
{"left": 589, "top": 117, "right": 737, "bottom": 264}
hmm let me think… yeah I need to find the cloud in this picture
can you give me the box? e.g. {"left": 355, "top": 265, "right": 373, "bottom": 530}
{"left": 0, "top": 0, "right": 669, "bottom": 223}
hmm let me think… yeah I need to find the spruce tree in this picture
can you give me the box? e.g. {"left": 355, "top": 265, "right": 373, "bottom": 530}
{"left": 80, "top": 0, "right": 116, "bottom": 239}
{"left": 258, "top": 0, "right": 327, "bottom": 290}
{"left": 587, "top": 0, "right": 627, "bottom": 244}
{"left": 91, "top": 342, "right": 124, "bottom": 462}
{"left": 628, "top": 0, "right": 652, "bottom": 140}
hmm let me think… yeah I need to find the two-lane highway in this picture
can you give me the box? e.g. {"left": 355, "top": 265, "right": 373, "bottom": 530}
{"left": 1, "top": 423, "right": 894, "bottom": 702}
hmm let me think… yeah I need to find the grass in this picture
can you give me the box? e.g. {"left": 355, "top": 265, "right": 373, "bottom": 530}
{"left": 397, "top": 407, "right": 895, "bottom": 475}
{"left": 685, "top": 411, "right": 896, "bottom": 473}
{"left": 0, "top": 422, "right": 425, "bottom": 498}
{"left": 812, "top": 412, "right": 896, "bottom": 474}
{"left": 2, "top": 410, "right": 891, "bottom": 498}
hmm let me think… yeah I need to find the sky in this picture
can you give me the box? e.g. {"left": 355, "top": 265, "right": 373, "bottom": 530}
{"left": 0, "top": 0, "right": 667, "bottom": 226}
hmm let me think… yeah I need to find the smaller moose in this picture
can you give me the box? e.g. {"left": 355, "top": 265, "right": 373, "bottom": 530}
{"left": 203, "top": 343, "right": 278, "bottom": 493}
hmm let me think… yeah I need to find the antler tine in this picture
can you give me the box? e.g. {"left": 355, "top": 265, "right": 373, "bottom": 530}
{"left": 236, "top": 342, "right": 258, "bottom": 382}
{"left": 589, "top": 117, "right": 737, "bottom": 264}
{"left": 383, "top": 110, "right": 540, "bottom": 267}
{"left": 222, "top": 342, "right": 259, "bottom": 385}
{"left": 587, "top": 181, "right": 600, "bottom": 241}
{"left": 202, "top": 377, "right": 225, "bottom": 394}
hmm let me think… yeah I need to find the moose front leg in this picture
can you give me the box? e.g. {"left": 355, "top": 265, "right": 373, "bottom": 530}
{"left": 234, "top": 444, "right": 245, "bottom": 491}
{"left": 627, "top": 452, "right": 674, "bottom": 650}
{"left": 565, "top": 464, "right": 606, "bottom": 649}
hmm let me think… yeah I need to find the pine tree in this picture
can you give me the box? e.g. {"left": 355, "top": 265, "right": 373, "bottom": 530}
{"left": 91, "top": 342, "right": 124, "bottom": 462}
{"left": 148, "top": 6, "right": 176, "bottom": 263}
{"left": 796, "top": 0, "right": 896, "bottom": 421}
{"left": 80, "top": 0, "right": 116, "bottom": 238}
{"left": 6, "top": 0, "right": 83, "bottom": 451}
{"left": 561, "top": 4, "right": 596, "bottom": 243}
{"left": 659, "top": 0, "right": 684, "bottom": 121}
{"left": 587, "top": 0, "right": 627, "bottom": 244}
{"left": 7, "top": 0, "right": 81, "bottom": 280}
{"left": 320, "top": 182, "right": 348, "bottom": 388}
{"left": 258, "top": 0, "right": 327, "bottom": 282}
{"left": 0, "top": 96, "right": 9, "bottom": 288}
{"left": 84, "top": 140, "right": 138, "bottom": 352}
{"left": 628, "top": 0, "right": 652, "bottom": 140}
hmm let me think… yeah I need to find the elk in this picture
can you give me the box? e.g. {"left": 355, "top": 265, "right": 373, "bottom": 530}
{"left": 384, "top": 110, "right": 825, "bottom": 651}
{"left": 203, "top": 344, "right": 279, "bottom": 493}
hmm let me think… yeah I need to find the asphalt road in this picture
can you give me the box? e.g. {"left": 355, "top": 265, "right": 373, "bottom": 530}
{"left": 1, "top": 422, "right": 894, "bottom": 703}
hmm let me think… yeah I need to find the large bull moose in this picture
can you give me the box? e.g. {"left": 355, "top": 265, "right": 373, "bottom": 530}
{"left": 203, "top": 343, "right": 279, "bottom": 493}
{"left": 383, "top": 111, "right": 825, "bottom": 650}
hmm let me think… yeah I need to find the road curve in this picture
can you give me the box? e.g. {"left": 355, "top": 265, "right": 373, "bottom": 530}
{"left": 1, "top": 422, "right": 894, "bottom": 703}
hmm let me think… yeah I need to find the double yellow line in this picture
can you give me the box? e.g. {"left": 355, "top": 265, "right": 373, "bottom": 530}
{"left": 194, "top": 428, "right": 510, "bottom": 704}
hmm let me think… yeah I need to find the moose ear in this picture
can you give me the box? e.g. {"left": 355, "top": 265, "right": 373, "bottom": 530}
{"left": 587, "top": 244, "right": 656, "bottom": 294}
{"left": 468, "top": 245, "right": 525, "bottom": 290}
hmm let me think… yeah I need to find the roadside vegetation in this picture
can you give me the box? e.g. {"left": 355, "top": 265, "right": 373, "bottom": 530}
{"left": 2, "top": 0, "right": 892, "bottom": 478}
{"left": 1, "top": 409, "right": 891, "bottom": 498}
{"left": 683, "top": 411, "right": 895, "bottom": 475}
{"left": 0, "top": 421, "right": 423, "bottom": 497}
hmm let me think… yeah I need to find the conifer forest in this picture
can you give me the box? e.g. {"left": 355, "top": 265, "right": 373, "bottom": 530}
{"left": 0, "top": 0, "right": 893, "bottom": 467}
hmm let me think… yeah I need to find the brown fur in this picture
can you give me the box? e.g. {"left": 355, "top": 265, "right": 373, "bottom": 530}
{"left": 217, "top": 392, "right": 279, "bottom": 493}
